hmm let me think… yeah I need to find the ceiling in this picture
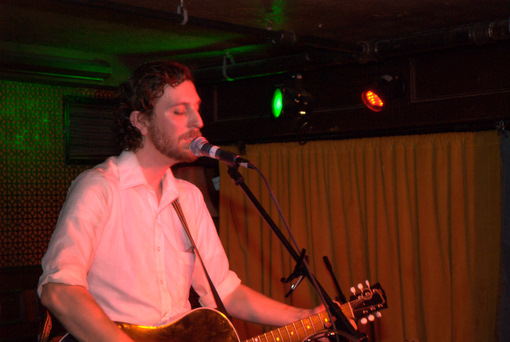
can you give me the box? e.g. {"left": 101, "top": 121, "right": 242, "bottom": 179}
{"left": 1, "top": 0, "right": 510, "bottom": 86}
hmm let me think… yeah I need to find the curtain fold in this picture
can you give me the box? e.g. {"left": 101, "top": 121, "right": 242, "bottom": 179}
{"left": 219, "top": 131, "right": 501, "bottom": 342}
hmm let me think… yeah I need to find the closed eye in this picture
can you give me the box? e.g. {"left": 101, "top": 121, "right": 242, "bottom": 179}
{"left": 172, "top": 104, "right": 187, "bottom": 115}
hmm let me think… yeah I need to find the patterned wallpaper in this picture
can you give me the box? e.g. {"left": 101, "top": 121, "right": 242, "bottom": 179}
{"left": 0, "top": 80, "right": 115, "bottom": 267}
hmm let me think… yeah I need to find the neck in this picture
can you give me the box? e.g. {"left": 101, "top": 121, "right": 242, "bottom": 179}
{"left": 133, "top": 148, "right": 175, "bottom": 195}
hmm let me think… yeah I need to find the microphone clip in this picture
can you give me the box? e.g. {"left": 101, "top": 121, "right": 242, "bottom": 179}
{"left": 281, "top": 248, "right": 308, "bottom": 297}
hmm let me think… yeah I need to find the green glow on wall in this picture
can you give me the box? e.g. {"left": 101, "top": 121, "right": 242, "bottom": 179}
{"left": 0, "top": 81, "right": 90, "bottom": 152}
{"left": 17, "top": 70, "right": 106, "bottom": 82}
{"left": 173, "top": 44, "right": 272, "bottom": 61}
{"left": 0, "top": 79, "right": 109, "bottom": 267}
{"left": 106, "top": 30, "right": 243, "bottom": 55}
{"left": 265, "top": 0, "right": 286, "bottom": 27}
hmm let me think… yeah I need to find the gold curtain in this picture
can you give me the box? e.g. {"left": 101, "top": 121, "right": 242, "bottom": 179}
{"left": 219, "top": 131, "right": 501, "bottom": 342}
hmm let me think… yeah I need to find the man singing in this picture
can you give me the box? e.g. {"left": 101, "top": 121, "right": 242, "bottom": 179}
{"left": 38, "top": 60, "right": 346, "bottom": 341}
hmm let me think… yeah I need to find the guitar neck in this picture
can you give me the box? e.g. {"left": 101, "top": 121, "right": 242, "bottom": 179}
{"left": 243, "top": 303, "right": 352, "bottom": 342}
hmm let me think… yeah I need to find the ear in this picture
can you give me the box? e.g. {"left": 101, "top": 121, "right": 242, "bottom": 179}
{"left": 129, "top": 111, "right": 149, "bottom": 135}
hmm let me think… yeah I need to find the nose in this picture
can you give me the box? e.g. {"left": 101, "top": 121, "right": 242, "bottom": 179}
{"left": 188, "top": 107, "right": 203, "bottom": 129}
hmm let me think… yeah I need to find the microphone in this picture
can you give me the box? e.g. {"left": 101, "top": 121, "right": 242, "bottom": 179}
{"left": 190, "top": 137, "right": 254, "bottom": 169}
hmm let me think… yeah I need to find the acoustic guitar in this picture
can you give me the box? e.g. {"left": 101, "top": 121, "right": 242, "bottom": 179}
{"left": 60, "top": 282, "right": 387, "bottom": 342}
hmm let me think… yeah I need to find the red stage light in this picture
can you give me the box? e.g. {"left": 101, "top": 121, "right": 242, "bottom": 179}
{"left": 361, "top": 75, "right": 405, "bottom": 112}
{"left": 361, "top": 90, "right": 385, "bottom": 112}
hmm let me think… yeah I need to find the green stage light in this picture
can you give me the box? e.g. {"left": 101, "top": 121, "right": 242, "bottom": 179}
{"left": 271, "top": 74, "right": 313, "bottom": 119}
{"left": 272, "top": 87, "right": 284, "bottom": 118}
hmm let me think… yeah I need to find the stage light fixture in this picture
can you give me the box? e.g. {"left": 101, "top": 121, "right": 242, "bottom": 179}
{"left": 272, "top": 74, "right": 313, "bottom": 118}
{"left": 361, "top": 74, "right": 405, "bottom": 112}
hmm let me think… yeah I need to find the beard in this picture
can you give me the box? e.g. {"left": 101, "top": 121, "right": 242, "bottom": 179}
{"left": 147, "top": 122, "right": 199, "bottom": 163}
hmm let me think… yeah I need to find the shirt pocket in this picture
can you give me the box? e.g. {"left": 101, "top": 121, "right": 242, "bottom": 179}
{"left": 171, "top": 250, "right": 196, "bottom": 289}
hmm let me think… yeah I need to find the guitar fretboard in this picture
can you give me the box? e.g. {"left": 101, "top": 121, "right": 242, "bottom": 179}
{"left": 243, "top": 311, "right": 331, "bottom": 342}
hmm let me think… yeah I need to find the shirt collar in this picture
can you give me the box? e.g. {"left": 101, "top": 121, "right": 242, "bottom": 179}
{"left": 116, "top": 150, "right": 147, "bottom": 190}
{"left": 116, "top": 151, "right": 179, "bottom": 201}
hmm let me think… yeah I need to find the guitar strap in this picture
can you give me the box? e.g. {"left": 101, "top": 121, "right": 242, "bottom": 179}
{"left": 171, "top": 199, "right": 230, "bottom": 319}
{"left": 39, "top": 310, "right": 52, "bottom": 342}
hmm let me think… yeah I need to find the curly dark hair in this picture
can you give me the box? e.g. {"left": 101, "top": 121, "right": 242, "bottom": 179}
{"left": 113, "top": 60, "right": 194, "bottom": 151}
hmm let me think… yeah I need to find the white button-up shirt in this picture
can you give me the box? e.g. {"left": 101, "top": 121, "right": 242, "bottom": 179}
{"left": 38, "top": 151, "right": 240, "bottom": 326}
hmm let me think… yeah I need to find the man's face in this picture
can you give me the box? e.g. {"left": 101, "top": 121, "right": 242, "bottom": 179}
{"left": 146, "top": 80, "right": 203, "bottom": 163}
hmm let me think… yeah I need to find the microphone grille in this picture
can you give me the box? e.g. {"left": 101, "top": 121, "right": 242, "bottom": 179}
{"left": 190, "top": 136, "right": 208, "bottom": 156}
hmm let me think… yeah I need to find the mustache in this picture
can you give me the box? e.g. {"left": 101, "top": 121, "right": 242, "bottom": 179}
{"left": 180, "top": 129, "right": 202, "bottom": 141}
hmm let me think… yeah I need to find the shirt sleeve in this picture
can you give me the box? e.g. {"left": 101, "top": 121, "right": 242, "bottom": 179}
{"left": 177, "top": 181, "right": 241, "bottom": 307}
{"left": 37, "top": 169, "right": 112, "bottom": 297}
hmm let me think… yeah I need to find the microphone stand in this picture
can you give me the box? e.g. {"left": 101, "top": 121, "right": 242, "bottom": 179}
{"left": 227, "top": 165, "right": 366, "bottom": 341}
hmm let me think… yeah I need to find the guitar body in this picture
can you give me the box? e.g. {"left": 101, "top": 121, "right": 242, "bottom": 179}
{"left": 60, "top": 308, "right": 240, "bottom": 342}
